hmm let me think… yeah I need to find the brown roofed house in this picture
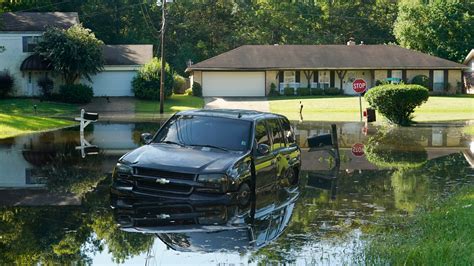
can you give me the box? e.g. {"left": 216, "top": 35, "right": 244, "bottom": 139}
{"left": 186, "top": 43, "right": 468, "bottom": 97}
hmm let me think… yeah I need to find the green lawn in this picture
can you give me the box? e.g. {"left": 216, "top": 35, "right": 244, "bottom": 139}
{"left": 361, "top": 186, "right": 474, "bottom": 265}
{"left": 269, "top": 95, "right": 474, "bottom": 122}
{"left": 0, "top": 99, "right": 77, "bottom": 139}
{"left": 135, "top": 94, "right": 204, "bottom": 113}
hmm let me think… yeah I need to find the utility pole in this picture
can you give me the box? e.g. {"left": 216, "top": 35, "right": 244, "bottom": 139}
{"left": 159, "top": 0, "right": 166, "bottom": 114}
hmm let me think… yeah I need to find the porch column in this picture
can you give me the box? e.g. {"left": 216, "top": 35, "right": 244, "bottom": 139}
{"left": 387, "top": 70, "right": 392, "bottom": 78}
{"left": 443, "top": 69, "right": 449, "bottom": 90}
{"left": 429, "top": 70, "right": 434, "bottom": 91}
{"left": 402, "top": 70, "right": 407, "bottom": 83}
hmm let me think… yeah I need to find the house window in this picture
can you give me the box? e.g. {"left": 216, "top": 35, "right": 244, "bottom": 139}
{"left": 284, "top": 71, "right": 295, "bottom": 84}
{"left": 319, "top": 71, "right": 330, "bottom": 88}
{"left": 22, "top": 36, "right": 42, "bottom": 53}
{"left": 433, "top": 70, "right": 444, "bottom": 91}
{"left": 391, "top": 70, "right": 402, "bottom": 79}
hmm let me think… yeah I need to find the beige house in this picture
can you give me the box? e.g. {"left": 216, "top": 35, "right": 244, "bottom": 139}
{"left": 186, "top": 44, "right": 467, "bottom": 97}
{"left": 464, "top": 49, "right": 474, "bottom": 94}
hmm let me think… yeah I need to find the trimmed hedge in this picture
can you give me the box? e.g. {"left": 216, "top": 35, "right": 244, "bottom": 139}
{"left": 268, "top": 83, "right": 280, "bottom": 96}
{"left": 297, "top": 87, "right": 310, "bottom": 96}
{"left": 192, "top": 82, "right": 202, "bottom": 97}
{"left": 173, "top": 74, "right": 186, "bottom": 94}
{"left": 311, "top": 88, "right": 324, "bottom": 95}
{"left": 365, "top": 84, "right": 429, "bottom": 126}
{"left": 283, "top": 87, "right": 294, "bottom": 96}
{"left": 59, "top": 84, "right": 93, "bottom": 103}
{"left": 324, "top": 87, "right": 340, "bottom": 95}
{"left": 411, "top": 75, "right": 430, "bottom": 89}
{"left": 37, "top": 76, "right": 54, "bottom": 99}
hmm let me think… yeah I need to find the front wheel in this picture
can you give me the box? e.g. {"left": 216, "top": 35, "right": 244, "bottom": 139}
{"left": 237, "top": 182, "right": 251, "bottom": 207}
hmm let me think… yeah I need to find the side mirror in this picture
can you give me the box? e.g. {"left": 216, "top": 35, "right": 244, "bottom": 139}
{"left": 257, "top": 143, "right": 270, "bottom": 156}
{"left": 141, "top": 133, "right": 153, "bottom": 144}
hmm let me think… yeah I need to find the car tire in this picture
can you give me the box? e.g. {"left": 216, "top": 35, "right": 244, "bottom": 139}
{"left": 287, "top": 168, "right": 298, "bottom": 186}
{"left": 237, "top": 182, "right": 251, "bottom": 207}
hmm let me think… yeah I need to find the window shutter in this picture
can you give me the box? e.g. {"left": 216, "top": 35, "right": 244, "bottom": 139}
{"left": 402, "top": 70, "right": 407, "bottom": 83}
{"left": 387, "top": 70, "right": 392, "bottom": 78}
{"left": 443, "top": 69, "right": 448, "bottom": 89}
{"left": 330, "top": 71, "right": 335, "bottom": 87}
{"left": 22, "top": 36, "right": 28, "bottom": 52}
{"left": 295, "top": 71, "right": 300, "bottom": 83}
{"left": 278, "top": 71, "right": 283, "bottom": 83}
{"left": 428, "top": 70, "right": 434, "bottom": 91}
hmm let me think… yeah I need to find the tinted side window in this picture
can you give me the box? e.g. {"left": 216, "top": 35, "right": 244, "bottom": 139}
{"left": 280, "top": 118, "right": 295, "bottom": 144}
{"left": 267, "top": 119, "right": 285, "bottom": 150}
{"left": 255, "top": 120, "right": 270, "bottom": 146}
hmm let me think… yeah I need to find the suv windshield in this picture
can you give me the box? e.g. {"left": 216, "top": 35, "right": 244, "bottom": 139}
{"left": 154, "top": 115, "right": 252, "bottom": 152}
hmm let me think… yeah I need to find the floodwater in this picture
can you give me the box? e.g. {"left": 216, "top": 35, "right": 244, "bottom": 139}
{"left": 0, "top": 121, "right": 472, "bottom": 265}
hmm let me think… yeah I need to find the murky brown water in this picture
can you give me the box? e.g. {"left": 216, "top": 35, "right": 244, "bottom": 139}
{"left": 0, "top": 121, "right": 472, "bottom": 265}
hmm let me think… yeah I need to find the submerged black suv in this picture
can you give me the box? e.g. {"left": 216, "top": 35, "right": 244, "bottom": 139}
{"left": 111, "top": 109, "right": 301, "bottom": 204}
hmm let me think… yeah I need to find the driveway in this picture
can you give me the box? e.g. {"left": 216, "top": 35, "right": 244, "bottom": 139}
{"left": 204, "top": 97, "right": 269, "bottom": 112}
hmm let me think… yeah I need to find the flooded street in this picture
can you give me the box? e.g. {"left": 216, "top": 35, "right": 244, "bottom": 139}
{"left": 0, "top": 121, "right": 473, "bottom": 265}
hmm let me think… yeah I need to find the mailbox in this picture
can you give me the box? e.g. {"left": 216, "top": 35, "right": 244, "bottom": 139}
{"left": 83, "top": 112, "right": 99, "bottom": 121}
{"left": 364, "top": 108, "right": 376, "bottom": 122}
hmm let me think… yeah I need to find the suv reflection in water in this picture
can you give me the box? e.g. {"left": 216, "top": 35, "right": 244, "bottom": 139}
{"left": 112, "top": 186, "right": 299, "bottom": 252}
{"left": 111, "top": 109, "right": 301, "bottom": 205}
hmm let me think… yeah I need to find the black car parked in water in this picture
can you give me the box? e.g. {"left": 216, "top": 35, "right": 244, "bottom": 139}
{"left": 111, "top": 109, "right": 301, "bottom": 205}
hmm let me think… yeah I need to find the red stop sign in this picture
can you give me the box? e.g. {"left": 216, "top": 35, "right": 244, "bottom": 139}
{"left": 352, "top": 79, "right": 367, "bottom": 94}
{"left": 351, "top": 143, "right": 365, "bottom": 157}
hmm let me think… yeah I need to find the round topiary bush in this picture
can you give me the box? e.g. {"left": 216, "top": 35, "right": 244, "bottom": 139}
{"left": 173, "top": 74, "right": 186, "bottom": 94}
{"left": 192, "top": 82, "right": 202, "bottom": 97}
{"left": 0, "top": 71, "right": 14, "bottom": 98}
{"left": 132, "top": 58, "right": 174, "bottom": 100}
{"left": 59, "top": 84, "right": 93, "bottom": 103}
{"left": 364, "top": 84, "right": 429, "bottom": 126}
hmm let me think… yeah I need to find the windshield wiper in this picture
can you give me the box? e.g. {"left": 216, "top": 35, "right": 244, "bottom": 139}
{"left": 189, "top": 144, "right": 229, "bottom": 152}
{"left": 159, "top": 140, "right": 185, "bottom": 147}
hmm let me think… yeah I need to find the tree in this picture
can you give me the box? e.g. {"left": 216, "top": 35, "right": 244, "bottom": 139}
{"left": 132, "top": 57, "right": 174, "bottom": 100}
{"left": 36, "top": 24, "right": 104, "bottom": 85}
{"left": 394, "top": 1, "right": 474, "bottom": 62}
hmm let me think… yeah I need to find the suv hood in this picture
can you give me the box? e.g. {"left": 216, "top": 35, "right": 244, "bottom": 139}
{"left": 121, "top": 144, "right": 245, "bottom": 173}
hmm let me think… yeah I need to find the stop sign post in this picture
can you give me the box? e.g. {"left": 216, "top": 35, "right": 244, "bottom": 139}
{"left": 352, "top": 79, "right": 367, "bottom": 122}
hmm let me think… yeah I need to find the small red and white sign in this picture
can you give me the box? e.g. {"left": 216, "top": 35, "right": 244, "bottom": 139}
{"left": 351, "top": 143, "right": 365, "bottom": 157}
{"left": 352, "top": 79, "right": 367, "bottom": 94}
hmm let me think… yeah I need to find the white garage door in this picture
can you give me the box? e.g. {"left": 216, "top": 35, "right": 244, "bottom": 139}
{"left": 202, "top": 71, "right": 265, "bottom": 97}
{"left": 87, "top": 71, "right": 136, "bottom": 97}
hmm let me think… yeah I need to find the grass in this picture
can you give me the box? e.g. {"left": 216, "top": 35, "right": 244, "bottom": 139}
{"left": 269, "top": 95, "right": 474, "bottom": 122}
{"left": 0, "top": 99, "right": 78, "bottom": 139}
{"left": 135, "top": 94, "right": 204, "bottom": 113}
{"left": 361, "top": 186, "right": 474, "bottom": 265}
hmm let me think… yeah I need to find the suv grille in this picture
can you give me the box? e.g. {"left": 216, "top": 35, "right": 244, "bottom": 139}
{"left": 135, "top": 167, "right": 195, "bottom": 181}
{"left": 134, "top": 176, "right": 193, "bottom": 194}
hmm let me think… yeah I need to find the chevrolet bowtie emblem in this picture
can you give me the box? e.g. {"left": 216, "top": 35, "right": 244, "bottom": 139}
{"left": 156, "top": 178, "right": 170, "bottom": 184}
{"left": 157, "top": 214, "right": 171, "bottom": 219}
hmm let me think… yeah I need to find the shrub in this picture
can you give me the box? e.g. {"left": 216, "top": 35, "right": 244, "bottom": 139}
{"left": 59, "top": 84, "right": 93, "bottom": 103}
{"left": 37, "top": 76, "right": 54, "bottom": 99}
{"left": 185, "top": 88, "right": 193, "bottom": 96}
{"left": 365, "top": 84, "right": 429, "bottom": 126}
{"left": 268, "top": 83, "right": 280, "bottom": 96}
{"left": 324, "top": 87, "right": 340, "bottom": 95}
{"left": 0, "top": 71, "right": 14, "bottom": 98}
{"left": 311, "top": 88, "right": 324, "bottom": 95}
{"left": 283, "top": 86, "right": 294, "bottom": 96}
{"left": 411, "top": 75, "right": 430, "bottom": 88}
{"left": 192, "top": 82, "right": 202, "bottom": 97}
{"left": 173, "top": 74, "right": 186, "bottom": 94}
{"left": 132, "top": 57, "right": 174, "bottom": 100}
{"left": 297, "top": 87, "right": 310, "bottom": 96}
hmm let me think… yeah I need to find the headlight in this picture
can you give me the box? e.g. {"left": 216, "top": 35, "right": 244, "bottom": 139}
{"left": 114, "top": 163, "right": 133, "bottom": 178}
{"left": 196, "top": 174, "right": 229, "bottom": 193}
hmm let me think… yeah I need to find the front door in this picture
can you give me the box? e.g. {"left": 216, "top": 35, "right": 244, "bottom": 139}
{"left": 253, "top": 119, "right": 276, "bottom": 193}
